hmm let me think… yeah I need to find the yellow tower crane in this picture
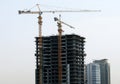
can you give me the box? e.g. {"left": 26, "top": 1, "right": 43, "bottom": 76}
{"left": 19, "top": 4, "right": 43, "bottom": 84}
{"left": 54, "top": 16, "right": 75, "bottom": 84}
{"left": 18, "top": 4, "right": 100, "bottom": 84}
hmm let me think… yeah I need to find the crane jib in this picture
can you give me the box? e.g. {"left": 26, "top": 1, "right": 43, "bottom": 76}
{"left": 18, "top": 10, "right": 101, "bottom": 14}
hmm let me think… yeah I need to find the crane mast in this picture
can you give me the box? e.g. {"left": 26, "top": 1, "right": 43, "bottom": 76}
{"left": 56, "top": 17, "right": 63, "bottom": 84}
{"left": 38, "top": 16, "right": 42, "bottom": 84}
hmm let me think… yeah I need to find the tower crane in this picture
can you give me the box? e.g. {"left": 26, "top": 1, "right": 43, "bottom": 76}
{"left": 54, "top": 16, "right": 75, "bottom": 84}
{"left": 19, "top": 4, "right": 43, "bottom": 84}
{"left": 18, "top": 4, "right": 100, "bottom": 84}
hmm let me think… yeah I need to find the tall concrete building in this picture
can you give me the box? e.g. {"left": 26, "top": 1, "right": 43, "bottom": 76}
{"left": 94, "top": 59, "right": 110, "bottom": 84}
{"left": 35, "top": 34, "right": 86, "bottom": 84}
{"left": 86, "top": 63, "right": 101, "bottom": 84}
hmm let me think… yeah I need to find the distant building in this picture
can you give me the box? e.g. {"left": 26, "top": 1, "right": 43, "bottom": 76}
{"left": 86, "top": 63, "right": 101, "bottom": 84}
{"left": 35, "top": 34, "right": 86, "bottom": 84}
{"left": 94, "top": 59, "right": 110, "bottom": 84}
{"left": 84, "top": 65, "right": 87, "bottom": 84}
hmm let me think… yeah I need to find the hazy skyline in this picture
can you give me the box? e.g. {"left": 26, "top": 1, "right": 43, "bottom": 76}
{"left": 0, "top": 0, "right": 120, "bottom": 84}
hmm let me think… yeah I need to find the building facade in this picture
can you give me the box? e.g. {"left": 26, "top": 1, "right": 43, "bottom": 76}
{"left": 94, "top": 59, "right": 110, "bottom": 84}
{"left": 35, "top": 34, "right": 86, "bottom": 84}
{"left": 86, "top": 63, "right": 101, "bottom": 84}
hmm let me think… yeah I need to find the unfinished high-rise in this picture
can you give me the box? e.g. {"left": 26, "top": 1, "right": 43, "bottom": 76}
{"left": 35, "top": 34, "right": 86, "bottom": 84}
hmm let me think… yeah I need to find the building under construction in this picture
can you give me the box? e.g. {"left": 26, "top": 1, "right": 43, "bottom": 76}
{"left": 35, "top": 34, "right": 86, "bottom": 84}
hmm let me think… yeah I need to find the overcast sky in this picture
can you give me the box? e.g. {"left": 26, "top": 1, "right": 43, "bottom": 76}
{"left": 0, "top": 0, "right": 120, "bottom": 84}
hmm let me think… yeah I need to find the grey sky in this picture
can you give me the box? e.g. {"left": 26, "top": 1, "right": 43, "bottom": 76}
{"left": 0, "top": 0, "right": 120, "bottom": 84}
